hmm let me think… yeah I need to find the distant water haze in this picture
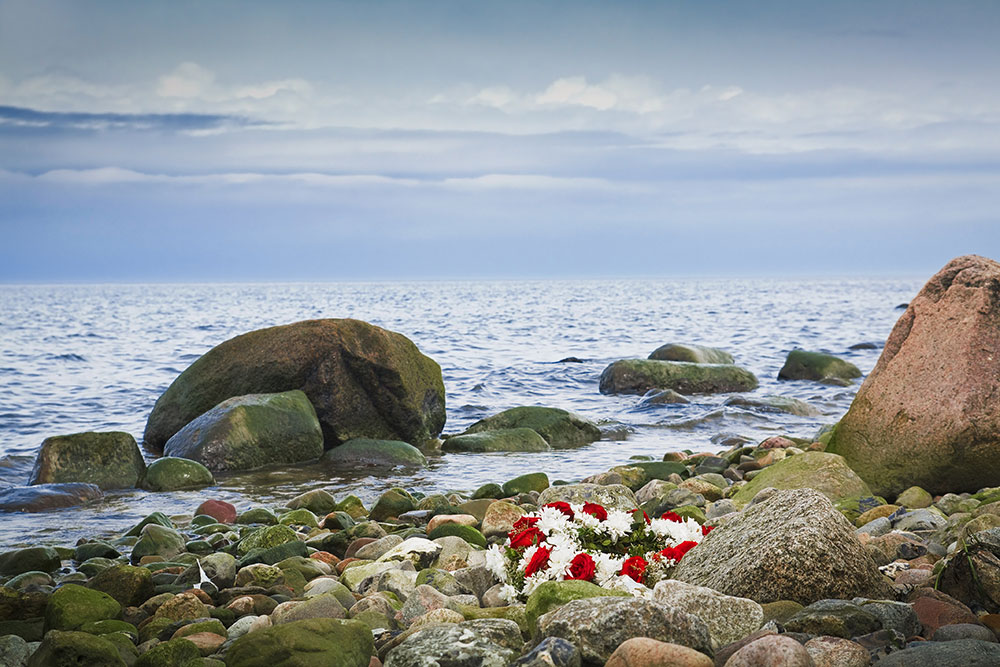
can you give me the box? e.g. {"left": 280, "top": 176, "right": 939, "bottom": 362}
{"left": 0, "top": 277, "right": 919, "bottom": 547}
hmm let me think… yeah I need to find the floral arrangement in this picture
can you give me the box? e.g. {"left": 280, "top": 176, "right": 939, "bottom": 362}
{"left": 485, "top": 501, "right": 713, "bottom": 602}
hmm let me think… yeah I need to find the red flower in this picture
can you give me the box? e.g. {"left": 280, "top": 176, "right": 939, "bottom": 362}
{"left": 654, "top": 546, "right": 678, "bottom": 562}
{"left": 543, "top": 502, "right": 575, "bottom": 519}
{"left": 701, "top": 524, "right": 714, "bottom": 536}
{"left": 511, "top": 516, "right": 540, "bottom": 532}
{"left": 620, "top": 556, "right": 647, "bottom": 583}
{"left": 564, "top": 553, "right": 596, "bottom": 581}
{"left": 673, "top": 540, "right": 699, "bottom": 558}
{"left": 509, "top": 526, "right": 545, "bottom": 549}
{"left": 524, "top": 545, "right": 551, "bottom": 577}
{"left": 661, "top": 511, "right": 683, "bottom": 523}
{"left": 582, "top": 503, "right": 607, "bottom": 521}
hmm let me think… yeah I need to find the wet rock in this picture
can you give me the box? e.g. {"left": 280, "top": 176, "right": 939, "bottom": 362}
{"left": 731, "top": 452, "right": 871, "bottom": 507}
{"left": 88, "top": 565, "right": 155, "bottom": 608}
{"left": 723, "top": 635, "right": 813, "bottom": 667}
{"left": 828, "top": 256, "right": 1000, "bottom": 496}
{"left": 649, "top": 343, "right": 734, "bottom": 365}
{"left": 369, "top": 489, "right": 416, "bottom": 522}
{"left": 783, "top": 599, "right": 882, "bottom": 639}
{"left": 605, "top": 637, "right": 713, "bottom": 667}
{"left": 876, "top": 638, "right": 1000, "bottom": 666}
{"left": 674, "top": 489, "right": 891, "bottom": 604}
{"left": 458, "top": 406, "right": 601, "bottom": 449}
{"left": 141, "top": 457, "right": 214, "bottom": 491}
{"left": 45, "top": 584, "right": 121, "bottom": 631}
{"left": 652, "top": 580, "right": 763, "bottom": 648}
{"left": 26, "top": 629, "right": 125, "bottom": 667}
{"left": 724, "top": 395, "right": 819, "bottom": 417}
{"left": 502, "top": 472, "right": 549, "bottom": 496}
{"left": 537, "top": 483, "right": 637, "bottom": 511}
{"left": 803, "top": 636, "right": 869, "bottom": 667}
{"left": 600, "top": 359, "right": 758, "bottom": 396}
{"left": 29, "top": 431, "right": 145, "bottom": 490}
{"left": 535, "top": 597, "right": 713, "bottom": 666}
{"left": 131, "top": 524, "right": 187, "bottom": 563}
{"left": 443, "top": 428, "right": 551, "bottom": 453}
{"left": 778, "top": 349, "right": 861, "bottom": 384}
{"left": 514, "top": 637, "right": 581, "bottom": 667}
{"left": 224, "top": 617, "right": 373, "bottom": 667}
{"left": 638, "top": 389, "right": 690, "bottom": 406}
{"left": 908, "top": 588, "right": 980, "bottom": 637}
{"left": 143, "top": 319, "right": 446, "bottom": 451}
{"left": 0, "top": 482, "right": 103, "bottom": 512}
{"left": 384, "top": 618, "right": 522, "bottom": 667}
{"left": 0, "top": 546, "right": 61, "bottom": 576}
{"left": 163, "top": 390, "right": 323, "bottom": 472}
{"left": 323, "top": 438, "right": 427, "bottom": 467}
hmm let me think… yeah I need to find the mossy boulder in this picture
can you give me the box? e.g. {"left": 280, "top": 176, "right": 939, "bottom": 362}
{"left": 731, "top": 452, "right": 871, "bottom": 506}
{"left": 131, "top": 524, "right": 187, "bottom": 564}
{"left": 45, "top": 584, "right": 121, "bottom": 631}
{"left": 649, "top": 343, "right": 734, "bottom": 365}
{"left": 778, "top": 350, "right": 861, "bottom": 384}
{"left": 135, "top": 637, "right": 202, "bottom": 667}
{"left": 502, "top": 472, "right": 549, "bottom": 496}
{"left": 163, "top": 390, "right": 323, "bottom": 472}
{"left": 0, "top": 546, "right": 61, "bottom": 576}
{"left": 443, "top": 428, "right": 550, "bottom": 453}
{"left": 724, "top": 395, "right": 820, "bottom": 417}
{"left": 458, "top": 406, "right": 601, "bottom": 448}
{"left": 237, "top": 507, "right": 279, "bottom": 525}
{"left": 143, "top": 319, "right": 446, "bottom": 451}
{"left": 525, "top": 580, "right": 629, "bottom": 627}
{"left": 125, "top": 512, "right": 173, "bottom": 537}
{"left": 896, "top": 486, "right": 934, "bottom": 509}
{"left": 28, "top": 431, "right": 145, "bottom": 490}
{"left": 237, "top": 525, "right": 299, "bottom": 557}
{"left": 224, "top": 617, "right": 373, "bottom": 667}
{"left": 142, "top": 457, "right": 214, "bottom": 491}
{"left": 599, "top": 359, "right": 758, "bottom": 395}
{"left": 323, "top": 438, "right": 427, "bottom": 467}
{"left": 285, "top": 489, "right": 337, "bottom": 515}
{"left": 27, "top": 630, "right": 126, "bottom": 667}
{"left": 88, "top": 565, "right": 155, "bottom": 607}
{"left": 426, "top": 524, "right": 487, "bottom": 548}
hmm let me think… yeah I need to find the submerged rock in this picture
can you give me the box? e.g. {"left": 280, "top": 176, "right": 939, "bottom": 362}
{"left": 829, "top": 256, "right": 1000, "bottom": 496}
{"left": 143, "top": 318, "right": 446, "bottom": 451}
{"left": 777, "top": 350, "right": 862, "bottom": 384}
{"left": 163, "top": 390, "right": 323, "bottom": 472}
{"left": 723, "top": 395, "right": 820, "bottom": 417}
{"left": 141, "top": 457, "right": 214, "bottom": 491}
{"left": 0, "top": 482, "right": 103, "bottom": 512}
{"left": 648, "top": 343, "right": 734, "bottom": 364}
{"left": 599, "top": 359, "right": 758, "bottom": 396}
{"left": 458, "top": 406, "right": 601, "bottom": 448}
{"left": 323, "top": 437, "right": 428, "bottom": 467}
{"left": 28, "top": 431, "right": 145, "bottom": 490}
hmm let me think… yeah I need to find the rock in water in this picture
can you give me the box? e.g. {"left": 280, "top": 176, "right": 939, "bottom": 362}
{"left": 322, "top": 438, "right": 428, "bottom": 467}
{"left": 648, "top": 343, "right": 734, "bottom": 365}
{"left": 143, "top": 319, "right": 446, "bottom": 451}
{"left": 828, "top": 255, "right": 1000, "bottom": 496}
{"left": 28, "top": 431, "right": 145, "bottom": 489}
{"left": 457, "top": 406, "right": 601, "bottom": 448}
{"left": 163, "top": 390, "right": 323, "bottom": 472}
{"left": 0, "top": 483, "right": 103, "bottom": 512}
{"left": 442, "top": 428, "right": 551, "bottom": 452}
{"left": 673, "top": 489, "right": 891, "bottom": 605}
{"left": 599, "top": 359, "right": 758, "bottom": 395}
{"left": 777, "top": 350, "right": 862, "bottom": 384}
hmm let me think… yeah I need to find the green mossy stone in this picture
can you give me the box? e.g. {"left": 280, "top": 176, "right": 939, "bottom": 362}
{"left": 26, "top": 629, "right": 126, "bottom": 667}
{"left": 4, "top": 570, "right": 54, "bottom": 590}
{"left": 78, "top": 558, "right": 115, "bottom": 578}
{"left": 458, "top": 406, "right": 601, "bottom": 448}
{"left": 135, "top": 637, "right": 202, "bottom": 667}
{"left": 88, "top": 564, "right": 155, "bottom": 608}
{"left": 45, "top": 584, "right": 122, "bottom": 631}
{"left": 896, "top": 486, "right": 934, "bottom": 509}
{"left": 173, "top": 618, "right": 226, "bottom": 639}
{"left": 426, "top": 524, "right": 487, "bottom": 548}
{"left": 608, "top": 466, "right": 648, "bottom": 491}
{"left": 457, "top": 499, "right": 494, "bottom": 523}
{"left": 502, "top": 472, "right": 549, "bottom": 496}
{"left": 323, "top": 438, "right": 428, "bottom": 467}
{"left": 236, "top": 507, "right": 278, "bottom": 525}
{"left": 473, "top": 483, "right": 504, "bottom": 500}
{"left": 131, "top": 524, "right": 187, "bottom": 564}
{"left": 777, "top": 350, "right": 862, "bottom": 383}
{"left": 649, "top": 343, "right": 734, "bottom": 365}
{"left": 456, "top": 603, "right": 530, "bottom": 636}
{"left": 192, "top": 522, "right": 232, "bottom": 536}
{"left": 350, "top": 609, "right": 398, "bottom": 632}
{"left": 237, "top": 525, "right": 299, "bottom": 556}
{"left": 0, "top": 546, "right": 61, "bottom": 576}
{"left": 138, "top": 616, "right": 176, "bottom": 645}
{"left": 442, "top": 428, "right": 550, "bottom": 453}
{"left": 368, "top": 489, "right": 415, "bottom": 522}
{"left": 278, "top": 508, "right": 320, "bottom": 529}
{"left": 731, "top": 451, "right": 872, "bottom": 507}
{"left": 79, "top": 619, "right": 138, "bottom": 641}
{"left": 142, "top": 457, "right": 215, "bottom": 492}
{"left": 335, "top": 495, "right": 368, "bottom": 519}
{"left": 101, "top": 632, "right": 140, "bottom": 665}
{"left": 0, "top": 617, "right": 44, "bottom": 642}
{"left": 670, "top": 504, "right": 707, "bottom": 524}
{"left": 599, "top": 359, "right": 759, "bottom": 396}
{"left": 525, "top": 580, "right": 629, "bottom": 628}
{"left": 416, "top": 494, "right": 454, "bottom": 515}
{"left": 285, "top": 489, "right": 338, "bottom": 516}
{"left": 276, "top": 556, "right": 328, "bottom": 582}
{"left": 29, "top": 431, "right": 146, "bottom": 490}
{"left": 75, "top": 542, "right": 120, "bottom": 562}
{"left": 125, "top": 512, "right": 174, "bottom": 537}
{"left": 629, "top": 461, "right": 690, "bottom": 483}
{"left": 191, "top": 514, "right": 218, "bottom": 527}
{"left": 223, "top": 617, "right": 374, "bottom": 667}
{"left": 185, "top": 540, "right": 214, "bottom": 556}
{"left": 237, "top": 540, "right": 308, "bottom": 568}
{"left": 724, "top": 395, "right": 820, "bottom": 417}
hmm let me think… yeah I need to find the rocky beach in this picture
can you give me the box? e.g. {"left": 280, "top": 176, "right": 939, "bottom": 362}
{"left": 3, "top": 255, "right": 1000, "bottom": 666}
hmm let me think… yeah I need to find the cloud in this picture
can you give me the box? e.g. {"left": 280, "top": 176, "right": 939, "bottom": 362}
{"left": 0, "top": 105, "right": 260, "bottom": 133}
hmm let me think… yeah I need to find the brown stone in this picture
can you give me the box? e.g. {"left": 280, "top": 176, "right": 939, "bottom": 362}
{"left": 908, "top": 588, "right": 980, "bottom": 637}
{"left": 605, "top": 637, "right": 713, "bottom": 667}
{"left": 426, "top": 514, "right": 479, "bottom": 534}
{"left": 184, "top": 631, "right": 226, "bottom": 656}
{"left": 828, "top": 255, "right": 1000, "bottom": 496}
{"left": 804, "top": 636, "right": 869, "bottom": 667}
{"left": 724, "top": 635, "right": 813, "bottom": 666}
{"left": 855, "top": 504, "right": 900, "bottom": 527}
{"left": 759, "top": 437, "right": 796, "bottom": 450}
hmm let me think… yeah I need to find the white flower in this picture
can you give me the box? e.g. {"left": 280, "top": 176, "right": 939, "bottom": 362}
{"left": 649, "top": 517, "right": 705, "bottom": 544}
{"left": 485, "top": 544, "right": 508, "bottom": 582}
{"left": 594, "top": 552, "right": 624, "bottom": 584}
{"left": 596, "top": 509, "right": 633, "bottom": 542}
{"left": 498, "top": 584, "right": 519, "bottom": 604}
{"left": 537, "top": 506, "right": 572, "bottom": 535}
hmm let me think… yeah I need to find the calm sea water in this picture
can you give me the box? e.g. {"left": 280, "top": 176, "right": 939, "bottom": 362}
{"left": 0, "top": 278, "right": 920, "bottom": 548}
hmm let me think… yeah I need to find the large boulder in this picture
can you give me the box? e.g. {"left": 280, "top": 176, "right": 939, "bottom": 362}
{"left": 0, "top": 483, "right": 103, "bottom": 512}
{"left": 163, "top": 390, "right": 323, "bottom": 471}
{"left": 442, "top": 428, "right": 550, "bottom": 453}
{"left": 599, "top": 359, "right": 758, "bottom": 396}
{"left": 828, "top": 256, "right": 1000, "bottom": 496}
{"left": 673, "top": 489, "right": 892, "bottom": 605}
{"left": 730, "top": 452, "right": 872, "bottom": 506}
{"left": 778, "top": 350, "right": 861, "bottom": 384}
{"left": 141, "top": 457, "right": 214, "bottom": 491}
{"left": 322, "top": 438, "right": 428, "bottom": 467}
{"left": 224, "top": 617, "right": 373, "bottom": 667}
{"left": 144, "top": 319, "right": 446, "bottom": 451}
{"left": 384, "top": 619, "right": 523, "bottom": 667}
{"left": 457, "top": 406, "right": 601, "bottom": 448}
{"left": 649, "top": 343, "right": 734, "bottom": 365}
{"left": 28, "top": 431, "right": 145, "bottom": 489}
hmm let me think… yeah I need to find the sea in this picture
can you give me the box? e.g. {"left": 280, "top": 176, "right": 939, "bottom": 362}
{"left": 0, "top": 278, "right": 921, "bottom": 548}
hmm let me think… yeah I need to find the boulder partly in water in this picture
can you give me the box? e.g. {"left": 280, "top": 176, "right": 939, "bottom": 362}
{"left": 649, "top": 343, "right": 734, "bottom": 365}
{"left": 143, "top": 318, "right": 446, "bottom": 451}
{"left": 599, "top": 359, "right": 758, "bottom": 396}
{"left": 778, "top": 350, "right": 861, "bottom": 384}
{"left": 28, "top": 431, "right": 145, "bottom": 490}
{"left": 163, "top": 390, "right": 323, "bottom": 472}
{"left": 0, "top": 483, "right": 103, "bottom": 512}
{"left": 457, "top": 406, "right": 600, "bottom": 448}
{"left": 828, "top": 255, "right": 1000, "bottom": 496}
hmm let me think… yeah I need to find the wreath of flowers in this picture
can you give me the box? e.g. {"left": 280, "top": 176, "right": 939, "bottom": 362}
{"left": 485, "top": 501, "right": 713, "bottom": 602}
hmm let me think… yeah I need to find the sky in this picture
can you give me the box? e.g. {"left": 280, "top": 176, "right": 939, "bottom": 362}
{"left": 1, "top": 0, "right": 999, "bottom": 281}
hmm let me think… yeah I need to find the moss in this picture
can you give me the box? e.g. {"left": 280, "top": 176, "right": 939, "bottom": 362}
{"left": 27, "top": 630, "right": 126, "bottom": 667}
{"left": 459, "top": 406, "right": 601, "bottom": 448}
{"left": 732, "top": 452, "right": 872, "bottom": 507}
{"left": 648, "top": 343, "right": 734, "bottom": 365}
{"left": 237, "top": 525, "right": 299, "bottom": 556}
{"left": 426, "top": 524, "right": 487, "bottom": 548}
{"left": 223, "top": 618, "right": 373, "bottom": 667}
{"left": 29, "top": 431, "right": 145, "bottom": 490}
{"left": 778, "top": 350, "right": 862, "bottom": 383}
{"left": 599, "top": 359, "right": 759, "bottom": 396}
{"left": 442, "top": 428, "right": 550, "bottom": 453}
{"left": 525, "top": 580, "right": 629, "bottom": 628}
{"left": 502, "top": 472, "right": 550, "bottom": 496}
{"left": 142, "top": 457, "right": 214, "bottom": 492}
{"left": 45, "top": 584, "right": 122, "bottom": 632}
{"left": 323, "top": 438, "right": 428, "bottom": 467}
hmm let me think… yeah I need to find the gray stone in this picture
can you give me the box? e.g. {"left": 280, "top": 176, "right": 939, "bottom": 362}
{"left": 725, "top": 635, "right": 813, "bottom": 667}
{"left": 537, "top": 484, "right": 638, "bottom": 511}
{"left": 384, "top": 618, "right": 523, "bottom": 667}
{"left": 0, "top": 634, "right": 30, "bottom": 667}
{"left": 932, "top": 623, "right": 998, "bottom": 643}
{"left": 853, "top": 599, "right": 921, "bottom": 638}
{"left": 356, "top": 535, "right": 405, "bottom": 561}
{"left": 783, "top": 599, "right": 882, "bottom": 639}
{"left": 894, "top": 509, "right": 947, "bottom": 533}
{"left": 514, "top": 637, "right": 581, "bottom": 667}
{"left": 877, "top": 639, "right": 1000, "bottom": 666}
{"left": 29, "top": 431, "right": 145, "bottom": 490}
{"left": 0, "top": 483, "right": 103, "bottom": 512}
{"left": 857, "top": 517, "right": 892, "bottom": 537}
{"left": 652, "top": 579, "right": 763, "bottom": 648}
